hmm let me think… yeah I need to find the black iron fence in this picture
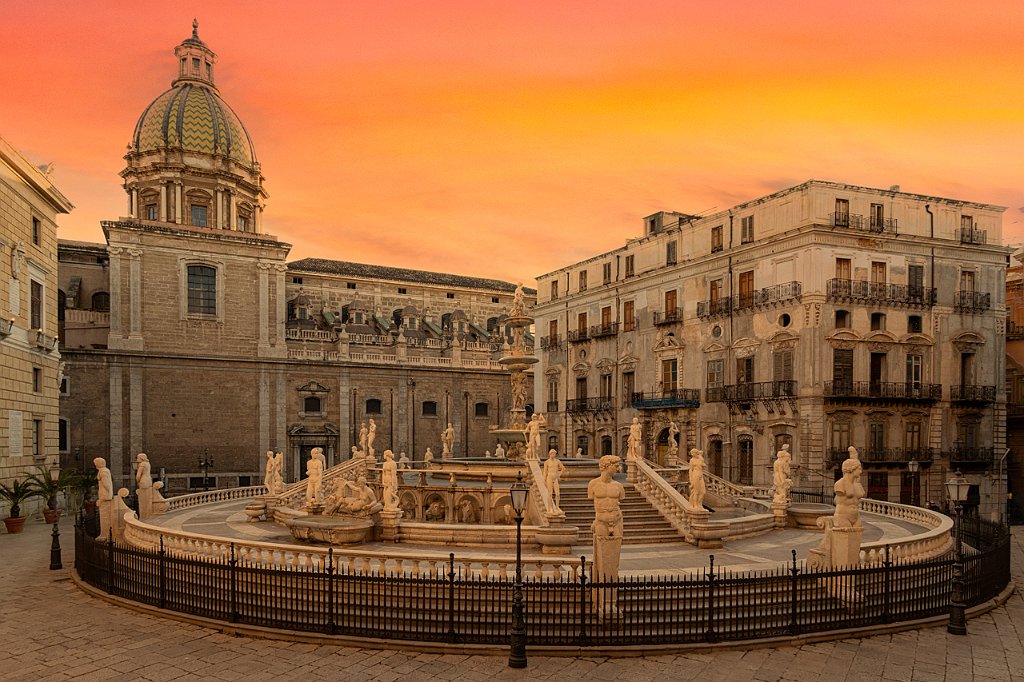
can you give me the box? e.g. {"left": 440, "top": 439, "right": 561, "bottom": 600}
{"left": 826, "top": 279, "right": 936, "bottom": 308}
{"left": 74, "top": 519, "right": 1010, "bottom": 648}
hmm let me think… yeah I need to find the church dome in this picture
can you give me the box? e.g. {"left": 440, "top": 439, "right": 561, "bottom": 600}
{"left": 132, "top": 84, "right": 256, "bottom": 167}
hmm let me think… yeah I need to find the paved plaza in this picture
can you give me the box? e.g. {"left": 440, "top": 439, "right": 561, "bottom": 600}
{"left": 1, "top": 517, "right": 1022, "bottom": 682}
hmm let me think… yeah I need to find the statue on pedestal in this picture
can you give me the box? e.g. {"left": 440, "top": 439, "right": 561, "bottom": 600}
{"left": 543, "top": 449, "right": 566, "bottom": 510}
{"left": 358, "top": 422, "right": 368, "bottom": 454}
{"left": 398, "top": 452, "right": 411, "bottom": 469}
{"left": 305, "top": 447, "right": 326, "bottom": 507}
{"left": 441, "top": 423, "right": 455, "bottom": 458}
{"left": 495, "top": 442, "right": 505, "bottom": 459}
{"left": 264, "top": 451, "right": 275, "bottom": 491}
{"left": 668, "top": 421, "right": 679, "bottom": 452}
{"left": 588, "top": 455, "right": 625, "bottom": 620}
{"left": 772, "top": 444, "right": 793, "bottom": 507}
{"left": 135, "top": 453, "right": 153, "bottom": 519}
{"left": 381, "top": 450, "right": 400, "bottom": 511}
{"left": 688, "top": 448, "right": 707, "bottom": 511}
{"left": 423, "top": 447, "right": 434, "bottom": 467}
{"left": 367, "top": 419, "right": 377, "bottom": 460}
{"left": 525, "top": 414, "right": 545, "bottom": 460}
{"left": 834, "top": 456, "right": 865, "bottom": 528}
{"left": 324, "top": 476, "right": 382, "bottom": 517}
{"left": 627, "top": 417, "right": 643, "bottom": 461}
{"left": 94, "top": 457, "right": 113, "bottom": 540}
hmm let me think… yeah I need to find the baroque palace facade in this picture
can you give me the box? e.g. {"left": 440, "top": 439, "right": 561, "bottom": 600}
{"left": 534, "top": 181, "right": 1009, "bottom": 517}
{"left": 57, "top": 26, "right": 532, "bottom": 493}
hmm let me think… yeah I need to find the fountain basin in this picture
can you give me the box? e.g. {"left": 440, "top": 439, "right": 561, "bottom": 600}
{"left": 787, "top": 503, "right": 834, "bottom": 529}
{"left": 285, "top": 515, "right": 374, "bottom": 545}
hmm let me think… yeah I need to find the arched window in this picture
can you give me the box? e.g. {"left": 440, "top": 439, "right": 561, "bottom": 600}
{"left": 187, "top": 266, "right": 216, "bottom": 315}
{"left": 422, "top": 400, "right": 438, "bottom": 417}
{"left": 576, "top": 435, "right": 589, "bottom": 457}
{"left": 365, "top": 398, "right": 383, "bottom": 415}
{"left": 474, "top": 402, "right": 489, "bottom": 418}
{"left": 303, "top": 396, "right": 322, "bottom": 413}
{"left": 601, "top": 436, "right": 613, "bottom": 456}
{"left": 91, "top": 291, "right": 110, "bottom": 312}
{"left": 737, "top": 437, "right": 754, "bottom": 485}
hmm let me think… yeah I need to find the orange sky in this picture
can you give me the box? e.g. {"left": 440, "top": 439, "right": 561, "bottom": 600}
{"left": 2, "top": 1, "right": 1022, "bottom": 283}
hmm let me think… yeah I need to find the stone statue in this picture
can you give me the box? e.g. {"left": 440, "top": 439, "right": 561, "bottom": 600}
{"left": 834, "top": 457, "right": 866, "bottom": 528}
{"left": 589, "top": 455, "right": 625, "bottom": 619}
{"left": 627, "top": 417, "right": 643, "bottom": 460}
{"left": 324, "top": 476, "right": 381, "bottom": 517}
{"left": 668, "top": 421, "right": 679, "bottom": 452}
{"left": 398, "top": 452, "right": 411, "bottom": 469}
{"left": 399, "top": 496, "right": 417, "bottom": 520}
{"left": 511, "top": 372, "right": 529, "bottom": 410}
{"left": 367, "top": 419, "right": 377, "bottom": 459}
{"left": 441, "top": 423, "right": 455, "bottom": 458}
{"left": 135, "top": 453, "right": 153, "bottom": 519}
{"left": 525, "top": 413, "right": 545, "bottom": 460}
{"left": 457, "top": 498, "right": 478, "bottom": 523}
{"left": 264, "top": 451, "right": 275, "bottom": 490}
{"left": 305, "top": 447, "right": 326, "bottom": 507}
{"left": 543, "top": 449, "right": 566, "bottom": 510}
{"left": 94, "top": 457, "right": 114, "bottom": 540}
{"left": 772, "top": 444, "right": 793, "bottom": 506}
{"left": 423, "top": 447, "right": 434, "bottom": 467}
{"left": 381, "top": 450, "right": 400, "bottom": 511}
{"left": 349, "top": 445, "right": 360, "bottom": 461}
{"left": 688, "top": 449, "right": 707, "bottom": 511}
{"left": 576, "top": 448, "right": 583, "bottom": 458}
{"left": 358, "top": 422, "right": 368, "bottom": 454}
{"left": 495, "top": 442, "right": 505, "bottom": 459}
{"left": 272, "top": 451, "right": 284, "bottom": 493}
{"left": 510, "top": 282, "right": 526, "bottom": 318}
{"left": 10, "top": 241, "right": 25, "bottom": 280}
{"left": 424, "top": 499, "right": 446, "bottom": 521}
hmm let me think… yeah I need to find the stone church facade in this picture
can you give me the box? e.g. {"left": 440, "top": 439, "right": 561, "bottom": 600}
{"left": 58, "top": 25, "right": 533, "bottom": 492}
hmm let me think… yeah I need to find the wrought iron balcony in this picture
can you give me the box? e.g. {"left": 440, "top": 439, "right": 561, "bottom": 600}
{"left": 697, "top": 282, "right": 802, "bottom": 319}
{"left": 959, "top": 227, "right": 987, "bottom": 244}
{"left": 824, "top": 381, "right": 942, "bottom": 403}
{"left": 705, "top": 380, "right": 797, "bottom": 403}
{"left": 631, "top": 388, "right": 701, "bottom": 410}
{"left": 546, "top": 400, "right": 559, "bottom": 413}
{"left": 827, "top": 447, "right": 935, "bottom": 468}
{"left": 539, "top": 334, "right": 562, "bottom": 351}
{"left": 1008, "top": 320, "right": 1024, "bottom": 340}
{"left": 590, "top": 322, "right": 619, "bottom": 339}
{"left": 948, "top": 447, "right": 995, "bottom": 468}
{"left": 565, "top": 397, "right": 614, "bottom": 414}
{"left": 954, "top": 290, "right": 991, "bottom": 313}
{"left": 826, "top": 279, "right": 936, "bottom": 309}
{"left": 653, "top": 308, "right": 683, "bottom": 325}
{"left": 950, "top": 385, "right": 996, "bottom": 404}
{"left": 695, "top": 299, "right": 730, "bottom": 319}
{"left": 567, "top": 328, "right": 590, "bottom": 343}
{"left": 830, "top": 212, "right": 895, "bottom": 234}
{"left": 620, "top": 317, "right": 639, "bottom": 333}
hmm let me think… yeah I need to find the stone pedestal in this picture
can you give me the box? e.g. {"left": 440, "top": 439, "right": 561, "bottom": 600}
{"left": 137, "top": 487, "right": 153, "bottom": 520}
{"left": 829, "top": 525, "right": 864, "bottom": 604}
{"left": 97, "top": 498, "right": 114, "bottom": 541}
{"left": 536, "top": 511, "right": 576, "bottom": 554}
{"left": 626, "top": 458, "right": 637, "bottom": 483}
{"left": 771, "top": 501, "right": 789, "bottom": 528}
{"left": 379, "top": 509, "right": 402, "bottom": 542}
{"left": 688, "top": 509, "right": 727, "bottom": 548}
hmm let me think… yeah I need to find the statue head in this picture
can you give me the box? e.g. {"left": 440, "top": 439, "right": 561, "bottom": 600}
{"left": 93, "top": 457, "right": 106, "bottom": 469}
{"left": 384, "top": 449, "right": 394, "bottom": 461}
{"left": 312, "top": 447, "right": 323, "bottom": 457}
{"left": 842, "top": 458, "right": 859, "bottom": 475}
{"left": 599, "top": 454, "right": 621, "bottom": 472}
{"left": 136, "top": 452, "right": 148, "bottom": 462}
{"left": 548, "top": 448, "right": 557, "bottom": 459}
{"left": 267, "top": 450, "right": 274, "bottom": 458}
{"left": 690, "top": 447, "right": 700, "bottom": 457}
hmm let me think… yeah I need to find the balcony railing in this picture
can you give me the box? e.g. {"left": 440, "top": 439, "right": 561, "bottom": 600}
{"left": 824, "top": 381, "right": 942, "bottom": 402}
{"left": 546, "top": 400, "right": 559, "bottom": 413}
{"left": 631, "top": 389, "right": 701, "bottom": 410}
{"left": 948, "top": 447, "right": 995, "bottom": 467}
{"left": 827, "top": 447, "right": 935, "bottom": 468}
{"left": 1008, "top": 320, "right": 1024, "bottom": 340}
{"left": 950, "top": 385, "right": 996, "bottom": 403}
{"left": 565, "top": 397, "right": 614, "bottom": 413}
{"left": 826, "top": 279, "right": 936, "bottom": 308}
{"left": 959, "top": 227, "right": 987, "bottom": 244}
{"left": 621, "top": 317, "right": 639, "bottom": 333}
{"left": 954, "top": 290, "right": 991, "bottom": 313}
{"left": 539, "top": 334, "right": 562, "bottom": 350}
{"left": 567, "top": 328, "right": 590, "bottom": 343}
{"left": 653, "top": 308, "right": 683, "bottom": 325}
{"left": 590, "top": 322, "right": 619, "bottom": 339}
{"left": 830, "top": 212, "right": 896, "bottom": 234}
{"left": 697, "top": 282, "right": 802, "bottom": 319}
{"left": 705, "top": 380, "right": 797, "bottom": 403}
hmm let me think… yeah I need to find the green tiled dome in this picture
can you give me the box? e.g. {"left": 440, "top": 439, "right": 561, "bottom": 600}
{"left": 131, "top": 83, "right": 256, "bottom": 168}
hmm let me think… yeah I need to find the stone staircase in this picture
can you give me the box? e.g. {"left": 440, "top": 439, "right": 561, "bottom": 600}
{"left": 554, "top": 468, "right": 683, "bottom": 545}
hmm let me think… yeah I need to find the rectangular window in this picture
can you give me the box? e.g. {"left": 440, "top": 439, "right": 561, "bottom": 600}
{"left": 191, "top": 205, "right": 207, "bottom": 227}
{"left": 868, "top": 422, "right": 886, "bottom": 452}
{"left": 835, "top": 258, "right": 852, "bottom": 280}
{"left": 548, "top": 319, "right": 558, "bottom": 340}
{"left": 710, "top": 279, "right": 721, "bottom": 305}
{"left": 578, "top": 270, "right": 588, "bottom": 292}
{"left": 599, "top": 373, "right": 612, "bottom": 399}
{"left": 736, "top": 357, "right": 754, "bottom": 384}
{"left": 398, "top": 287, "right": 407, "bottom": 294}
{"left": 192, "top": 57, "right": 200, "bottom": 72}
{"left": 575, "top": 376, "right": 587, "bottom": 400}
{"left": 32, "top": 367, "right": 41, "bottom": 393}
{"left": 30, "top": 280, "right": 43, "bottom": 330}
{"left": 446, "top": 292, "right": 455, "bottom": 299}
{"left": 622, "top": 371, "right": 635, "bottom": 406}
{"left": 547, "top": 378, "right": 559, "bottom": 405}
{"left": 600, "top": 306, "right": 612, "bottom": 328}
{"left": 146, "top": 205, "right": 158, "bottom": 220}
{"left": 577, "top": 311, "right": 587, "bottom": 332}
{"left": 550, "top": 280, "right": 559, "bottom": 299}
{"left": 661, "top": 359, "right": 678, "bottom": 393}
{"left": 869, "top": 353, "right": 887, "bottom": 391}
{"left": 347, "top": 282, "right": 357, "bottom": 290}
{"left": 961, "top": 215, "right": 973, "bottom": 230}
{"left": 871, "top": 261, "right": 886, "bottom": 284}
{"left": 905, "top": 354, "right": 922, "bottom": 389}
{"left": 602, "top": 262, "right": 612, "bottom": 284}
{"left": 666, "top": 240, "right": 677, "bottom": 265}
{"left": 711, "top": 225, "right": 723, "bottom": 253}
{"left": 738, "top": 271, "right": 754, "bottom": 307}
{"left": 834, "top": 199, "right": 850, "bottom": 225}
{"left": 773, "top": 350, "right": 793, "bottom": 382}
{"left": 623, "top": 301, "right": 634, "bottom": 331}
{"left": 32, "top": 216, "right": 41, "bottom": 245}
{"left": 706, "top": 359, "right": 724, "bottom": 387}
{"left": 870, "top": 203, "right": 884, "bottom": 230}
{"left": 741, "top": 215, "right": 754, "bottom": 243}
{"left": 830, "top": 421, "right": 850, "bottom": 453}
{"left": 908, "top": 264, "right": 924, "bottom": 300}
{"left": 475, "top": 402, "right": 489, "bottom": 418}
{"left": 491, "top": 296, "right": 499, "bottom": 303}
{"left": 33, "top": 419, "right": 42, "bottom": 457}
{"left": 664, "top": 289, "right": 677, "bottom": 314}
{"left": 905, "top": 422, "right": 922, "bottom": 451}
{"left": 867, "top": 472, "right": 888, "bottom": 501}
{"left": 960, "top": 352, "right": 974, "bottom": 386}
{"left": 59, "top": 418, "right": 68, "bottom": 453}
{"left": 624, "top": 255, "right": 635, "bottom": 277}
{"left": 186, "top": 265, "right": 217, "bottom": 315}
{"left": 959, "top": 270, "right": 975, "bottom": 293}
{"left": 833, "top": 348, "right": 854, "bottom": 389}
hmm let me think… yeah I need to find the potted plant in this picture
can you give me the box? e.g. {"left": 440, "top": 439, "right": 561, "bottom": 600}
{"left": 71, "top": 467, "right": 98, "bottom": 513}
{"left": 25, "top": 465, "right": 79, "bottom": 524}
{"left": 0, "top": 479, "right": 42, "bottom": 533}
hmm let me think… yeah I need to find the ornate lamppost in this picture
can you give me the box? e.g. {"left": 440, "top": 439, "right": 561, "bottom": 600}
{"left": 907, "top": 460, "right": 919, "bottom": 506}
{"left": 508, "top": 471, "right": 529, "bottom": 668}
{"left": 198, "top": 450, "right": 214, "bottom": 492}
{"left": 945, "top": 469, "right": 970, "bottom": 636}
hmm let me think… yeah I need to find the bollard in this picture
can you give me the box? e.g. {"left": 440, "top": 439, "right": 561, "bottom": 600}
{"left": 49, "top": 522, "right": 62, "bottom": 570}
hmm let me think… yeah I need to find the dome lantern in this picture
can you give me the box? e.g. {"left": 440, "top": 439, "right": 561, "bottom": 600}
{"left": 172, "top": 19, "right": 218, "bottom": 91}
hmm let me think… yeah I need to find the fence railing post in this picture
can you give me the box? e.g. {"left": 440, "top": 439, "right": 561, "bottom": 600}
{"left": 327, "top": 547, "right": 336, "bottom": 635}
{"left": 705, "top": 554, "right": 717, "bottom": 643}
{"left": 159, "top": 535, "right": 166, "bottom": 609}
{"left": 883, "top": 544, "right": 892, "bottom": 623}
{"left": 106, "top": 528, "right": 115, "bottom": 595}
{"left": 446, "top": 552, "right": 457, "bottom": 643}
{"left": 789, "top": 549, "right": 800, "bottom": 635}
{"left": 229, "top": 542, "right": 238, "bottom": 623}
{"left": 576, "top": 556, "right": 589, "bottom": 647}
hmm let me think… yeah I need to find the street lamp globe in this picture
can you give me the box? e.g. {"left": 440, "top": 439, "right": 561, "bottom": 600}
{"left": 510, "top": 472, "right": 529, "bottom": 516}
{"left": 945, "top": 470, "right": 970, "bottom": 504}
{"left": 907, "top": 460, "right": 919, "bottom": 474}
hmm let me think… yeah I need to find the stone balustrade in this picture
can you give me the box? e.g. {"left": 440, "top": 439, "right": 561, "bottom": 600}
{"left": 858, "top": 498, "right": 953, "bottom": 564}
{"left": 165, "top": 485, "right": 268, "bottom": 512}
{"left": 632, "top": 458, "right": 692, "bottom": 539}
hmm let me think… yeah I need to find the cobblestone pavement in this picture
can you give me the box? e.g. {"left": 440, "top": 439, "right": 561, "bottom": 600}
{"left": 1, "top": 517, "right": 1021, "bottom": 681}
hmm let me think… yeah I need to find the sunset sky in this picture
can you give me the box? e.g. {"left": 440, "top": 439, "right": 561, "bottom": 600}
{"left": 2, "top": 1, "right": 1022, "bottom": 283}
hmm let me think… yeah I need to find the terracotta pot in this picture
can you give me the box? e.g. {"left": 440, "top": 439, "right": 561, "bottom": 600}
{"left": 3, "top": 516, "right": 26, "bottom": 534}
{"left": 43, "top": 509, "right": 62, "bottom": 525}
{"left": 84, "top": 500, "right": 96, "bottom": 514}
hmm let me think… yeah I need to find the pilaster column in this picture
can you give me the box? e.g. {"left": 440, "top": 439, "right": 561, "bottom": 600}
{"left": 130, "top": 189, "right": 139, "bottom": 219}
{"left": 126, "top": 190, "right": 133, "bottom": 216}
{"left": 274, "top": 264, "right": 287, "bottom": 349}
{"left": 226, "top": 189, "right": 234, "bottom": 229}
{"left": 175, "top": 182, "right": 183, "bottom": 224}
{"left": 257, "top": 262, "right": 271, "bottom": 354}
{"left": 127, "top": 248, "right": 143, "bottom": 349}
{"left": 107, "top": 247, "right": 123, "bottom": 340}
{"left": 159, "top": 184, "right": 167, "bottom": 221}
